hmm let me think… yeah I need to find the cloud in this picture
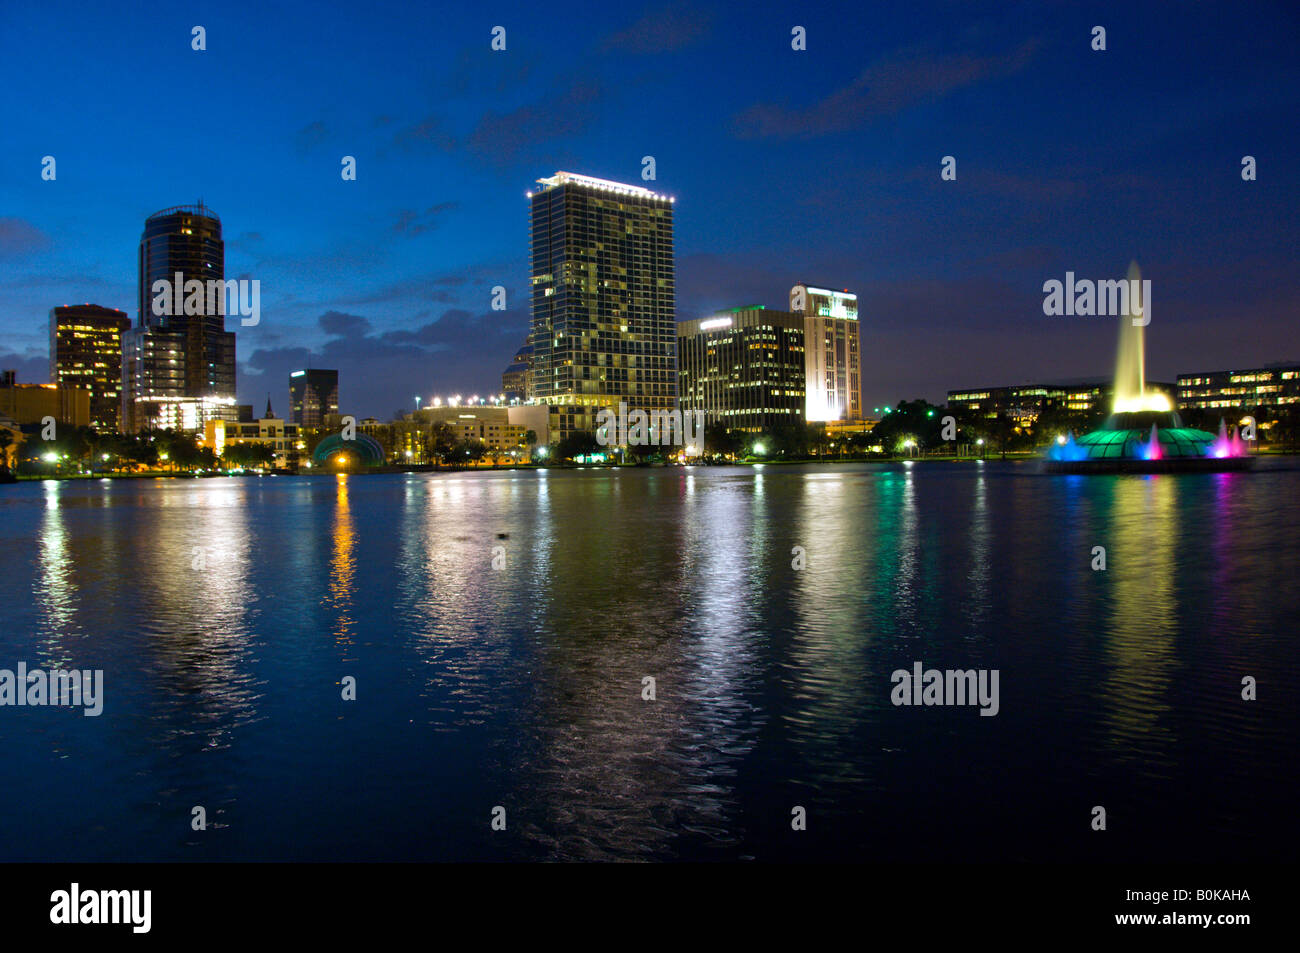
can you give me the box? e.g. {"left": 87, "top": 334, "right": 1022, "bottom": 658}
{"left": 601, "top": 3, "right": 712, "bottom": 53}
{"left": 240, "top": 305, "right": 530, "bottom": 418}
{"left": 294, "top": 121, "right": 329, "bottom": 154}
{"left": 0, "top": 351, "right": 51, "bottom": 385}
{"left": 0, "top": 218, "right": 52, "bottom": 257}
{"left": 393, "top": 115, "right": 456, "bottom": 153}
{"left": 393, "top": 202, "right": 460, "bottom": 236}
{"left": 318, "top": 311, "right": 372, "bottom": 338}
{"left": 733, "top": 39, "right": 1041, "bottom": 139}
{"left": 467, "top": 80, "right": 603, "bottom": 164}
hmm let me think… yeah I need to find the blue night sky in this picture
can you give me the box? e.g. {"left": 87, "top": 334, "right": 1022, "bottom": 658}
{"left": 1, "top": 0, "right": 1296, "bottom": 419}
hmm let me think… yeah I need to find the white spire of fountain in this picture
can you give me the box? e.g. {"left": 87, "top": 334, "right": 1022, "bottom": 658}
{"left": 1112, "top": 261, "right": 1171, "bottom": 414}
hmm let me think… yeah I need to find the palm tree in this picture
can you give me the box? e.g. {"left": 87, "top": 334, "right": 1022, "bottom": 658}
{"left": 0, "top": 427, "right": 15, "bottom": 475}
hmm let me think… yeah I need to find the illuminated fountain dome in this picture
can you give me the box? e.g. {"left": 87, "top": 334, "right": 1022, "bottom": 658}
{"left": 312, "top": 433, "right": 385, "bottom": 468}
{"left": 1044, "top": 263, "right": 1253, "bottom": 474}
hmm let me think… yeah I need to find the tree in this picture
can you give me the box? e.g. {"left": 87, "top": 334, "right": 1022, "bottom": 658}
{"left": 426, "top": 422, "right": 457, "bottom": 465}
{"left": 704, "top": 427, "right": 744, "bottom": 461}
{"left": 454, "top": 438, "right": 487, "bottom": 464}
{"left": 556, "top": 429, "right": 599, "bottom": 462}
{"left": 758, "top": 419, "right": 811, "bottom": 458}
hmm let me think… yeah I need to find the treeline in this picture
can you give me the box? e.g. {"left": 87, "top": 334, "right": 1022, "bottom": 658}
{"left": 0, "top": 426, "right": 274, "bottom": 476}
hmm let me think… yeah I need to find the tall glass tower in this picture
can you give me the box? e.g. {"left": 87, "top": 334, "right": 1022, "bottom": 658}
{"left": 123, "top": 202, "right": 236, "bottom": 431}
{"left": 528, "top": 172, "right": 676, "bottom": 441}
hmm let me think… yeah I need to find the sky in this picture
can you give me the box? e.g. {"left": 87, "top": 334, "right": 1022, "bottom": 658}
{"left": 1, "top": 0, "right": 1296, "bottom": 420}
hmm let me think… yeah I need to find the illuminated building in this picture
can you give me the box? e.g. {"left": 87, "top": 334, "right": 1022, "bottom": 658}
{"left": 501, "top": 344, "right": 532, "bottom": 402}
{"left": 529, "top": 171, "right": 676, "bottom": 441}
{"left": 0, "top": 378, "right": 90, "bottom": 427}
{"left": 676, "top": 306, "right": 806, "bottom": 432}
{"left": 123, "top": 203, "right": 236, "bottom": 431}
{"left": 412, "top": 404, "right": 545, "bottom": 452}
{"left": 48, "top": 304, "right": 130, "bottom": 432}
{"left": 289, "top": 369, "right": 339, "bottom": 428}
{"left": 948, "top": 380, "right": 1175, "bottom": 425}
{"left": 203, "top": 400, "right": 300, "bottom": 466}
{"left": 1177, "top": 364, "right": 1300, "bottom": 412}
{"left": 791, "top": 284, "right": 862, "bottom": 422}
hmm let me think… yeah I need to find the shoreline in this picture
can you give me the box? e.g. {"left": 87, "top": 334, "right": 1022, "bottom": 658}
{"left": 7, "top": 449, "right": 1298, "bottom": 482}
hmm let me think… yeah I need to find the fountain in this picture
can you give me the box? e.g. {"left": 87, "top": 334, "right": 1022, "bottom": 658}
{"left": 1044, "top": 263, "right": 1253, "bottom": 474}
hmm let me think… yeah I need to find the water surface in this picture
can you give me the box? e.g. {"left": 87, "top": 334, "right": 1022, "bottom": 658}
{"left": 0, "top": 461, "right": 1295, "bottom": 861}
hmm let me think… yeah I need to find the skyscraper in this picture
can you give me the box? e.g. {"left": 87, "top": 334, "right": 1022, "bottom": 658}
{"left": 501, "top": 343, "right": 532, "bottom": 402}
{"left": 529, "top": 172, "right": 676, "bottom": 441}
{"left": 122, "top": 202, "right": 236, "bottom": 431}
{"left": 49, "top": 304, "right": 130, "bottom": 432}
{"left": 289, "top": 368, "right": 339, "bottom": 428}
{"left": 677, "top": 306, "right": 806, "bottom": 432}
{"left": 791, "top": 284, "right": 862, "bottom": 422}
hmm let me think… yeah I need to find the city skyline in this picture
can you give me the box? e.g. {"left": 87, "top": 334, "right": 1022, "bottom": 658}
{"left": 1, "top": 0, "right": 1295, "bottom": 421}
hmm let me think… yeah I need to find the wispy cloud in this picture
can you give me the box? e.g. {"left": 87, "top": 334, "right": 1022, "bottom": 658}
{"left": 467, "top": 79, "right": 603, "bottom": 164}
{"left": 601, "top": 3, "right": 713, "bottom": 53}
{"left": 293, "top": 121, "right": 329, "bottom": 154}
{"left": 392, "top": 202, "right": 459, "bottom": 236}
{"left": 0, "top": 218, "right": 52, "bottom": 257}
{"left": 733, "top": 39, "right": 1041, "bottom": 139}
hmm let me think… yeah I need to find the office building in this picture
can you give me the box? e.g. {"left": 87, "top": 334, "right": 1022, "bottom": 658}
{"left": 948, "top": 379, "right": 1175, "bottom": 424}
{"left": 0, "top": 378, "right": 90, "bottom": 427}
{"left": 203, "top": 400, "right": 301, "bottom": 467}
{"left": 289, "top": 369, "right": 339, "bottom": 428}
{"left": 677, "top": 306, "right": 806, "bottom": 432}
{"left": 1177, "top": 364, "right": 1300, "bottom": 413}
{"left": 49, "top": 304, "right": 130, "bottom": 432}
{"left": 502, "top": 344, "right": 532, "bottom": 402}
{"left": 791, "top": 284, "right": 863, "bottom": 422}
{"left": 123, "top": 202, "right": 237, "bottom": 431}
{"left": 528, "top": 172, "right": 676, "bottom": 441}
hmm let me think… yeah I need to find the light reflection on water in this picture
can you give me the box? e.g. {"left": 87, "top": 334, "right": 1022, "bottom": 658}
{"left": 0, "top": 462, "right": 1295, "bottom": 862}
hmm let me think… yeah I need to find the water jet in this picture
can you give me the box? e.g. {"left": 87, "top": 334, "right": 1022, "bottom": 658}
{"left": 1044, "top": 263, "right": 1252, "bottom": 474}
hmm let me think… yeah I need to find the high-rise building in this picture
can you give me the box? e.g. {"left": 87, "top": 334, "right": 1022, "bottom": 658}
{"left": 529, "top": 172, "right": 676, "bottom": 440}
{"left": 289, "top": 368, "right": 339, "bottom": 428}
{"left": 677, "top": 306, "right": 806, "bottom": 432}
{"left": 48, "top": 304, "right": 130, "bottom": 432}
{"left": 123, "top": 202, "right": 237, "bottom": 431}
{"left": 501, "top": 343, "right": 532, "bottom": 402}
{"left": 791, "top": 284, "right": 862, "bottom": 422}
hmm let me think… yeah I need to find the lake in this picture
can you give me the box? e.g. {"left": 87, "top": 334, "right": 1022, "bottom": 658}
{"left": 0, "top": 461, "right": 1295, "bottom": 861}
